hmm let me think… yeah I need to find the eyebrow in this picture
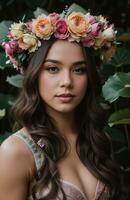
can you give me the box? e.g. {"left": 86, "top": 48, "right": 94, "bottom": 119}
{"left": 44, "top": 59, "right": 87, "bottom": 66}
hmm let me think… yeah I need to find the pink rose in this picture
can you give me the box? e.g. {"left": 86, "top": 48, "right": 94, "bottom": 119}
{"left": 54, "top": 18, "right": 69, "bottom": 39}
{"left": 89, "top": 15, "right": 97, "bottom": 24}
{"left": 48, "top": 12, "right": 60, "bottom": 24}
{"left": 3, "top": 40, "right": 18, "bottom": 57}
{"left": 82, "top": 34, "right": 95, "bottom": 47}
{"left": 26, "top": 21, "right": 33, "bottom": 32}
{"left": 91, "top": 22, "right": 101, "bottom": 37}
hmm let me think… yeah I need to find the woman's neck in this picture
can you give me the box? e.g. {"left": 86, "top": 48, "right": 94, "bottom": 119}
{"left": 46, "top": 108, "right": 78, "bottom": 138}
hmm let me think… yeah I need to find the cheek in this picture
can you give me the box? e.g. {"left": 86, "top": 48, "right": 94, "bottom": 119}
{"left": 76, "top": 76, "right": 88, "bottom": 94}
{"left": 38, "top": 75, "right": 56, "bottom": 98}
{"left": 38, "top": 75, "right": 48, "bottom": 97}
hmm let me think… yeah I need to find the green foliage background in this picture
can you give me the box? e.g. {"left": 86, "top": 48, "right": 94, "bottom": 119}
{"left": 0, "top": 0, "right": 130, "bottom": 197}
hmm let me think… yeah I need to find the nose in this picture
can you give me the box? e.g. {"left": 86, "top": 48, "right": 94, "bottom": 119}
{"left": 60, "top": 70, "right": 73, "bottom": 88}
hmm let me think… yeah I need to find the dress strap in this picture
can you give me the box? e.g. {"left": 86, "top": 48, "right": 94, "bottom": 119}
{"left": 13, "top": 130, "right": 45, "bottom": 175}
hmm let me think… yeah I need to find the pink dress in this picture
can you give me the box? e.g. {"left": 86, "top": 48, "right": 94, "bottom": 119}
{"left": 13, "top": 130, "right": 106, "bottom": 200}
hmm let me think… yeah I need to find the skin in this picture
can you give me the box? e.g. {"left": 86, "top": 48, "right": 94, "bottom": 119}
{"left": 38, "top": 40, "right": 88, "bottom": 114}
{"left": 0, "top": 40, "right": 98, "bottom": 200}
{"left": 38, "top": 40, "right": 88, "bottom": 136}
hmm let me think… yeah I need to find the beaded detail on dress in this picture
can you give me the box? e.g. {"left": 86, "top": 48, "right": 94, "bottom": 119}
{"left": 14, "top": 130, "right": 44, "bottom": 173}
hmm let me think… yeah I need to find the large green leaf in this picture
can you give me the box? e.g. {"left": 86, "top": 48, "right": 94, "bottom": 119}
{"left": 0, "top": 52, "right": 13, "bottom": 69}
{"left": 0, "top": 20, "right": 13, "bottom": 43}
{"left": 108, "top": 48, "right": 130, "bottom": 67}
{"left": 6, "top": 74, "right": 23, "bottom": 88}
{"left": 118, "top": 32, "right": 130, "bottom": 41}
{"left": 33, "top": 7, "right": 48, "bottom": 18}
{"left": 108, "top": 109, "right": 130, "bottom": 127}
{"left": 0, "top": 93, "right": 15, "bottom": 109}
{"left": 102, "top": 72, "right": 130, "bottom": 103}
{"left": 114, "top": 146, "right": 129, "bottom": 154}
{"left": 67, "top": 3, "right": 87, "bottom": 15}
{"left": 117, "top": 27, "right": 130, "bottom": 41}
{"left": 104, "top": 126, "right": 126, "bottom": 143}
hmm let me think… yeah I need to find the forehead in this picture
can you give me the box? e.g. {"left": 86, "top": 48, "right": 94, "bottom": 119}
{"left": 45, "top": 40, "right": 85, "bottom": 62}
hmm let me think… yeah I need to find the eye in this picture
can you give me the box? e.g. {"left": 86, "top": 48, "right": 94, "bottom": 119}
{"left": 46, "top": 66, "right": 59, "bottom": 73}
{"left": 73, "top": 67, "right": 87, "bottom": 74}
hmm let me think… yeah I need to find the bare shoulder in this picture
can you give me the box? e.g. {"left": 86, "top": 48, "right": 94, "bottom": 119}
{"left": 0, "top": 132, "right": 35, "bottom": 179}
{"left": 0, "top": 133, "right": 35, "bottom": 199}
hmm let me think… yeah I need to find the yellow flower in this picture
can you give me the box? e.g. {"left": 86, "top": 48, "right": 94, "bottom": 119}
{"left": 98, "top": 15, "right": 108, "bottom": 29}
{"left": 10, "top": 22, "right": 25, "bottom": 39}
{"left": 32, "top": 14, "right": 53, "bottom": 39}
{"left": 94, "top": 37, "right": 105, "bottom": 49}
{"left": 18, "top": 33, "right": 41, "bottom": 52}
{"left": 67, "top": 12, "right": 89, "bottom": 40}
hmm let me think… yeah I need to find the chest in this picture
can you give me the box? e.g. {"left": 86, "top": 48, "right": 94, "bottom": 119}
{"left": 57, "top": 149, "right": 98, "bottom": 200}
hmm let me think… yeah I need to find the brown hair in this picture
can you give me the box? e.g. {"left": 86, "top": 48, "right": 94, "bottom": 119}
{"left": 12, "top": 38, "right": 125, "bottom": 199}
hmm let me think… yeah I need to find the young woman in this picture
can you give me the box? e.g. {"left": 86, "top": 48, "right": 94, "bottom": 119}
{"left": 0, "top": 11, "right": 125, "bottom": 199}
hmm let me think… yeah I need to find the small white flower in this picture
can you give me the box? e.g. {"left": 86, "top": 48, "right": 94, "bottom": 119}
{"left": 102, "top": 25, "right": 116, "bottom": 41}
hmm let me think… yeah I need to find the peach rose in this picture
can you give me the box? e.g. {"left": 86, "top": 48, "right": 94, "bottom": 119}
{"left": 67, "top": 12, "right": 89, "bottom": 40}
{"left": 18, "top": 33, "right": 41, "bottom": 52}
{"left": 10, "top": 22, "right": 25, "bottom": 39}
{"left": 32, "top": 14, "right": 53, "bottom": 39}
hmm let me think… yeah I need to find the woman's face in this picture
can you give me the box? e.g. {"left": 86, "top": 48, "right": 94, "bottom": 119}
{"left": 38, "top": 40, "right": 88, "bottom": 115}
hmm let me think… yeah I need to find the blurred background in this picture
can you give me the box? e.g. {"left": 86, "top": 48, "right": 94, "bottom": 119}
{"left": 0, "top": 0, "right": 130, "bottom": 197}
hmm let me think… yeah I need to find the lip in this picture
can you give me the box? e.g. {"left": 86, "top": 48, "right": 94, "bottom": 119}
{"left": 56, "top": 93, "right": 75, "bottom": 103}
{"left": 56, "top": 93, "right": 74, "bottom": 97}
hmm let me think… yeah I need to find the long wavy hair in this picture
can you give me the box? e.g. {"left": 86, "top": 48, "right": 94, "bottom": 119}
{"left": 12, "top": 38, "right": 126, "bottom": 199}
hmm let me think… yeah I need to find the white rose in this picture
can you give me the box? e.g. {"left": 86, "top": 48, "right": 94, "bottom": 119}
{"left": 18, "top": 33, "right": 41, "bottom": 52}
{"left": 102, "top": 25, "right": 116, "bottom": 41}
{"left": 10, "top": 22, "right": 25, "bottom": 39}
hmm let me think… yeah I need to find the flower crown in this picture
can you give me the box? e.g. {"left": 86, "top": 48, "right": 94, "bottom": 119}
{"left": 2, "top": 11, "right": 116, "bottom": 70}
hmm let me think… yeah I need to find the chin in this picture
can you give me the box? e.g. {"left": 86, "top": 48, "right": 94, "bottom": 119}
{"left": 55, "top": 105, "right": 77, "bottom": 113}
{"left": 45, "top": 102, "right": 79, "bottom": 114}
